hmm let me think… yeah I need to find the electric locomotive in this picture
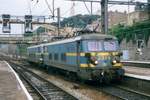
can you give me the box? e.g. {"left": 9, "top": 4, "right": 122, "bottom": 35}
{"left": 27, "top": 33, "right": 124, "bottom": 82}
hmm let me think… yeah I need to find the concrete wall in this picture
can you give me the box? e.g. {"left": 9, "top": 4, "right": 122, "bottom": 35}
{"left": 120, "top": 37, "right": 150, "bottom": 61}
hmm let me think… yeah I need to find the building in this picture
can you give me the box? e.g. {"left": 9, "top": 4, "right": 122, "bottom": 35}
{"left": 86, "top": 11, "right": 128, "bottom": 32}
{"left": 128, "top": 11, "right": 149, "bottom": 25}
{"left": 128, "top": 2, "right": 149, "bottom": 25}
{"left": 86, "top": 9, "right": 149, "bottom": 32}
{"left": 108, "top": 10, "right": 127, "bottom": 28}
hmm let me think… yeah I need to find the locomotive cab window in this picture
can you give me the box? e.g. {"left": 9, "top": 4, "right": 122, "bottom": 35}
{"left": 104, "top": 41, "right": 119, "bottom": 51}
{"left": 82, "top": 40, "right": 119, "bottom": 52}
{"left": 82, "top": 40, "right": 103, "bottom": 52}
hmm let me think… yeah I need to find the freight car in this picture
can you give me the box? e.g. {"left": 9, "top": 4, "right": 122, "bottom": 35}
{"left": 27, "top": 33, "right": 124, "bottom": 82}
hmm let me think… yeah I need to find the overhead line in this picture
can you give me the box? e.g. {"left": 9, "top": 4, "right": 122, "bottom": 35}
{"left": 83, "top": 1, "right": 91, "bottom": 14}
{"left": 68, "top": 0, "right": 148, "bottom": 5}
{"left": 44, "top": 0, "right": 53, "bottom": 15}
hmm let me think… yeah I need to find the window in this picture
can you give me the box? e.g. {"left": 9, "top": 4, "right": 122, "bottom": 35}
{"left": 37, "top": 47, "right": 41, "bottom": 53}
{"left": 61, "top": 53, "right": 66, "bottom": 62}
{"left": 54, "top": 53, "right": 58, "bottom": 60}
{"left": 104, "top": 41, "right": 118, "bottom": 51}
{"left": 43, "top": 46, "right": 48, "bottom": 53}
{"left": 49, "top": 53, "right": 52, "bottom": 60}
{"left": 29, "top": 53, "right": 35, "bottom": 57}
{"left": 87, "top": 41, "right": 103, "bottom": 51}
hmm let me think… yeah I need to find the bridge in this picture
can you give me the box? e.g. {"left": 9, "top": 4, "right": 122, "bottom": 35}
{"left": 0, "top": 15, "right": 52, "bottom": 25}
{"left": 0, "top": 34, "right": 52, "bottom": 44}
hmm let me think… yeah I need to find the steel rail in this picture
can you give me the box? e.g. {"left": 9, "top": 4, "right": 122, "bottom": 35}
{"left": 9, "top": 61, "right": 77, "bottom": 100}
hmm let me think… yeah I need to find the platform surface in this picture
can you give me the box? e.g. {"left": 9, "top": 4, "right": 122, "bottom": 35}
{"left": 124, "top": 66, "right": 150, "bottom": 81}
{"left": 122, "top": 60, "right": 150, "bottom": 64}
{"left": 0, "top": 61, "right": 32, "bottom": 100}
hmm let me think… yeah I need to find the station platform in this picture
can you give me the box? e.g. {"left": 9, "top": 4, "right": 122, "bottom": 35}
{"left": 0, "top": 61, "right": 32, "bottom": 100}
{"left": 122, "top": 60, "right": 150, "bottom": 64}
{"left": 124, "top": 66, "right": 150, "bottom": 81}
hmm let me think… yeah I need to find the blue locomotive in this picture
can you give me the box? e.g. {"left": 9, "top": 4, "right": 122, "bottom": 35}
{"left": 27, "top": 33, "right": 124, "bottom": 82}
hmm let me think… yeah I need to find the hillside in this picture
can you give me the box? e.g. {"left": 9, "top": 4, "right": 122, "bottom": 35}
{"left": 52, "top": 14, "right": 100, "bottom": 28}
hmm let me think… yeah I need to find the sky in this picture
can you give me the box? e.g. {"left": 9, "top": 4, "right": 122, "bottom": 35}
{"left": 0, "top": 0, "right": 148, "bottom": 34}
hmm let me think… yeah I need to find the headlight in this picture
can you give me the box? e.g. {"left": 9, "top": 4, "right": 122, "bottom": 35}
{"left": 94, "top": 60, "right": 98, "bottom": 65}
{"left": 112, "top": 60, "right": 117, "bottom": 64}
{"left": 39, "top": 58, "right": 43, "bottom": 61}
{"left": 90, "top": 56, "right": 98, "bottom": 65}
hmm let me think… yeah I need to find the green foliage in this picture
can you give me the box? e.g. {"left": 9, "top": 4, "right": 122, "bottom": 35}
{"left": 60, "top": 14, "right": 100, "bottom": 28}
{"left": 109, "top": 20, "right": 150, "bottom": 45}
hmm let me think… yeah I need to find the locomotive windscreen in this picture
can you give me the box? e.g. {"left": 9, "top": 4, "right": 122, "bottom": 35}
{"left": 104, "top": 41, "right": 118, "bottom": 51}
{"left": 82, "top": 40, "right": 119, "bottom": 52}
{"left": 87, "top": 41, "right": 103, "bottom": 51}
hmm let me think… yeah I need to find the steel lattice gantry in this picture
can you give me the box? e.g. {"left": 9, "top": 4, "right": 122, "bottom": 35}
{"left": 0, "top": 15, "right": 52, "bottom": 33}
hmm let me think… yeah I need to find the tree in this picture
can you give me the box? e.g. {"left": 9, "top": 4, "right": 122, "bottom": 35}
{"left": 109, "top": 20, "right": 150, "bottom": 45}
{"left": 60, "top": 14, "right": 100, "bottom": 28}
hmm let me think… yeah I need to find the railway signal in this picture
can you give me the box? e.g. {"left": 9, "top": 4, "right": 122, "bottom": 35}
{"left": 2, "top": 14, "right": 11, "bottom": 33}
{"left": 24, "top": 15, "right": 33, "bottom": 33}
{"left": 136, "top": 33, "right": 144, "bottom": 55}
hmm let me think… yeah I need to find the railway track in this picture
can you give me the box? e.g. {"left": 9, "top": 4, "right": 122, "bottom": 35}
{"left": 98, "top": 84, "right": 150, "bottom": 100}
{"left": 9, "top": 61, "right": 77, "bottom": 100}
{"left": 2, "top": 55, "right": 150, "bottom": 100}
{"left": 23, "top": 62, "right": 150, "bottom": 100}
{"left": 12, "top": 60, "right": 150, "bottom": 100}
{"left": 20, "top": 76, "right": 42, "bottom": 100}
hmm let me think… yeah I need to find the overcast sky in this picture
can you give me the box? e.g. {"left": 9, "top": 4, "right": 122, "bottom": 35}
{"left": 0, "top": 0, "right": 147, "bottom": 34}
{"left": 0, "top": 0, "right": 148, "bottom": 16}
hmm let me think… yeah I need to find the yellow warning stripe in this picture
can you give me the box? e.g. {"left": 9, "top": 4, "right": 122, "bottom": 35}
{"left": 113, "top": 63, "right": 123, "bottom": 68}
{"left": 91, "top": 52, "right": 110, "bottom": 56}
{"left": 80, "top": 53, "right": 85, "bottom": 56}
{"left": 80, "top": 64, "right": 95, "bottom": 68}
{"left": 80, "top": 63, "right": 122, "bottom": 68}
{"left": 42, "top": 52, "right": 119, "bottom": 57}
{"left": 112, "top": 52, "right": 119, "bottom": 56}
{"left": 66, "top": 53, "right": 77, "bottom": 56}
{"left": 66, "top": 52, "right": 118, "bottom": 57}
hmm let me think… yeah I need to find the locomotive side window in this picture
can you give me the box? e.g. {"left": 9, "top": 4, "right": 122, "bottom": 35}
{"left": 54, "top": 53, "right": 58, "bottom": 60}
{"left": 61, "top": 53, "right": 66, "bottom": 62}
{"left": 49, "top": 53, "right": 52, "bottom": 60}
{"left": 37, "top": 47, "right": 41, "bottom": 53}
{"left": 43, "top": 46, "right": 48, "bottom": 53}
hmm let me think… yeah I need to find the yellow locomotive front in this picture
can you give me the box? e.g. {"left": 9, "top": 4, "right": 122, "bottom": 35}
{"left": 78, "top": 37, "right": 124, "bottom": 82}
